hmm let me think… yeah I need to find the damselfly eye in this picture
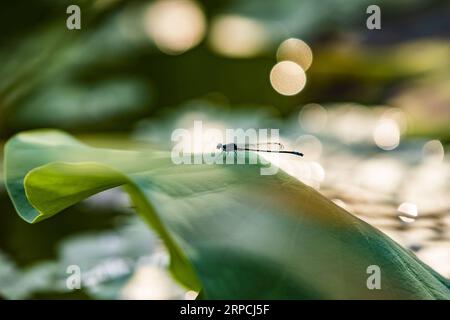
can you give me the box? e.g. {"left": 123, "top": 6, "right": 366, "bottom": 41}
{"left": 216, "top": 143, "right": 223, "bottom": 150}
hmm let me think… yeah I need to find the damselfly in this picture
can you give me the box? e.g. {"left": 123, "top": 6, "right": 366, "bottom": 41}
{"left": 217, "top": 142, "right": 303, "bottom": 157}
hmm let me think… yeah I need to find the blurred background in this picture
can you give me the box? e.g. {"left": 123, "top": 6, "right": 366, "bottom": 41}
{"left": 0, "top": 0, "right": 449, "bottom": 299}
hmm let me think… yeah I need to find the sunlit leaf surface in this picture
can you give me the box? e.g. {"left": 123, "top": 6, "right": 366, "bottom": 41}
{"left": 4, "top": 130, "right": 450, "bottom": 299}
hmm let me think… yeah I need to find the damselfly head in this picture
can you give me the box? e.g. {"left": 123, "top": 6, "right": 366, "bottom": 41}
{"left": 216, "top": 143, "right": 223, "bottom": 150}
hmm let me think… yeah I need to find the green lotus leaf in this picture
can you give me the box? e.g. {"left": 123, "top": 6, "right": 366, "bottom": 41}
{"left": 4, "top": 130, "right": 450, "bottom": 299}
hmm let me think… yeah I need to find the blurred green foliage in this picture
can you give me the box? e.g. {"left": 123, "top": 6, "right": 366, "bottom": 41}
{"left": 0, "top": 0, "right": 449, "bottom": 137}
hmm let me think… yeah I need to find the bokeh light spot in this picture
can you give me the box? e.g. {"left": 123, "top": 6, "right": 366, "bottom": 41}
{"left": 422, "top": 139, "right": 444, "bottom": 163}
{"left": 143, "top": 0, "right": 206, "bottom": 55}
{"left": 270, "top": 61, "right": 306, "bottom": 96}
{"left": 209, "top": 15, "right": 268, "bottom": 58}
{"left": 373, "top": 119, "right": 400, "bottom": 150}
{"left": 398, "top": 202, "right": 418, "bottom": 223}
{"left": 276, "top": 38, "right": 313, "bottom": 71}
{"left": 298, "top": 103, "right": 328, "bottom": 133}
